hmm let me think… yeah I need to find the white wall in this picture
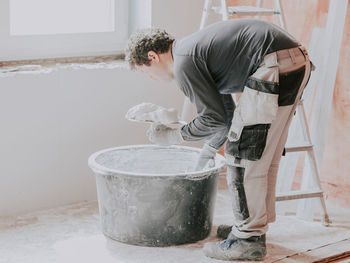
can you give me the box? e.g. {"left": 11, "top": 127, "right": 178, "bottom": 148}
{"left": 0, "top": 67, "right": 187, "bottom": 216}
{"left": 0, "top": 0, "right": 205, "bottom": 216}
{"left": 151, "top": 0, "right": 204, "bottom": 38}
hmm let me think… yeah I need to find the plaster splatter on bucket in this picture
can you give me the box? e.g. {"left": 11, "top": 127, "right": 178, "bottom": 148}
{"left": 88, "top": 145, "right": 226, "bottom": 246}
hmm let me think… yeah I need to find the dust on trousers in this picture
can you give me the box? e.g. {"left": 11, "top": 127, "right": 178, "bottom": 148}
{"left": 224, "top": 46, "right": 311, "bottom": 238}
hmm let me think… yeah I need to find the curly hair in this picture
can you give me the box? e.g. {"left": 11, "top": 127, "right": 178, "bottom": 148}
{"left": 125, "top": 28, "right": 175, "bottom": 69}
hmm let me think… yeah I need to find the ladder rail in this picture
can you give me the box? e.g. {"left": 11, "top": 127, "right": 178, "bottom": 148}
{"left": 220, "top": 0, "right": 229, "bottom": 20}
{"left": 200, "top": 0, "right": 212, "bottom": 30}
{"left": 298, "top": 101, "right": 324, "bottom": 190}
{"left": 255, "top": 0, "right": 263, "bottom": 19}
{"left": 274, "top": 0, "right": 287, "bottom": 30}
{"left": 284, "top": 100, "right": 330, "bottom": 225}
{"left": 299, "top": 101, "right": 330, "bottom": 224}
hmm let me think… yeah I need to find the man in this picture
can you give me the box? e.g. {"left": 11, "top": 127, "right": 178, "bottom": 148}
{"left": 125, "top": 19, "right": 311, "bottom": 261}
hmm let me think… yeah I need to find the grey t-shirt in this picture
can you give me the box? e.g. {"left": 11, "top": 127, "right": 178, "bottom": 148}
{"left": 172, "top": 19, "right": 300, "bottom": 147}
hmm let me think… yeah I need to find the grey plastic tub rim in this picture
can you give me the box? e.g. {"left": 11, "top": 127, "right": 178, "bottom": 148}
{"left": 88, "top": 144, "right": 226, "bottom": 179}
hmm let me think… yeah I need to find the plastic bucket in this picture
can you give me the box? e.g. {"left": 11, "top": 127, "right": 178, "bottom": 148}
{"left": 88, "top": 145, "right": 226, "bottom": 246}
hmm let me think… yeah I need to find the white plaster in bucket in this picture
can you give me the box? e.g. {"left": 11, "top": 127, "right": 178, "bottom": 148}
{"left": 88, "top": 145, "right": 226, "bottom": 178}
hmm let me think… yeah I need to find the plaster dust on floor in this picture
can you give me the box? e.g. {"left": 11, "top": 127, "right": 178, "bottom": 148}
{"left": 125, "top": 102, "right": 180, "bottom": 124}
{"left": 1, "top": 189, "right": 350, "bottom": 263}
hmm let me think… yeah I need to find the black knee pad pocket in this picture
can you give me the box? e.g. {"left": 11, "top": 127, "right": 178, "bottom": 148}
{"left": 225, "top": 124, "right": 270, "bottom": 161}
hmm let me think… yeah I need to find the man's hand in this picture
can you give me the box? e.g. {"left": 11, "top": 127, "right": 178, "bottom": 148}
{"left": 147, "top": 123, "right": 184, "bottom": 146}
{"left": 194, "top": 143, "right": 217, "bottom": 171}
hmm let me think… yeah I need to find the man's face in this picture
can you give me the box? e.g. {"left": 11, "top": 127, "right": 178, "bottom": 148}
{"left": 136, "top": 64, "right": 169, "bottom": 81}
{"left": 135, "top": 51, "right": 173, "bottom": 82}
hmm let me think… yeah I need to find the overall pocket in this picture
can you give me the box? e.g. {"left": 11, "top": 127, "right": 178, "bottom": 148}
{"left": 225, "top": 124, "right": 270, "bottom": 161}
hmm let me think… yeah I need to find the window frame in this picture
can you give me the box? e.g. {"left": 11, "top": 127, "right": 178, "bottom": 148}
{"left": 0, "top": 0, "right": 128, "bottom": 61}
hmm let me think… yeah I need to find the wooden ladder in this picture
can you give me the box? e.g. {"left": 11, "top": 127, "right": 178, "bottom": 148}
{"left": 276, "top": 99, "right": 330, "bottom": 225}
{"left": 181, "top": 0, "right": 331, "bottom": 225}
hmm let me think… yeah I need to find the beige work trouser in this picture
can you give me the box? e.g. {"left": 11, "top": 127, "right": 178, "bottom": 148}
{"left": 225, "top": 47, "right": 311, "bottom": 238}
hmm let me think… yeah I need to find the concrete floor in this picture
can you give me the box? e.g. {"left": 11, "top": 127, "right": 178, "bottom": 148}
{"left": 1, "top": 186, "right": 350, "bottom": 263}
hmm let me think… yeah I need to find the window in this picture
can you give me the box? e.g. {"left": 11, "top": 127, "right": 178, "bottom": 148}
{"left": 10, "top": 0, "right": 116, "bottom": 35}
{"left": 0, "top": 0, "right": 128, "bottom": 61}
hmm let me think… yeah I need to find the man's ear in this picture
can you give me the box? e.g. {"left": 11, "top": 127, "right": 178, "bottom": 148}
{"left": 147, "top": 51, "right": 160, "bottom": 63}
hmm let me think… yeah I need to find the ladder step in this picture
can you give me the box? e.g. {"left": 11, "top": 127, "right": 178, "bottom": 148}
{"left": 212, "top": 6, "right": 280, "bottom": 16}
{"left": 285, "top": 144, "right": 314, "bottom": 152}
{"left": 276, "top": 189, "right": 324, "bottom": 202}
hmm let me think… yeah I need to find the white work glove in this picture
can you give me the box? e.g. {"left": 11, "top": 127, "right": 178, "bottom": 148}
{"left": 147, "top": 123, "right": 184, "bottom": 146}
{"left": 194, "top": 143, "right": 217, "bottom": 171}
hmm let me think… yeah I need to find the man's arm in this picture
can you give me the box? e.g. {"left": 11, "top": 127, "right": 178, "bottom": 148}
{"left": 174, "top": 55, "right": 230, "bottom": 142}
{"left": 205, "top": 94, "right": 234, "bottom": 149}
{"left": 193, "top": 94, "right": 235, "bottom": 171}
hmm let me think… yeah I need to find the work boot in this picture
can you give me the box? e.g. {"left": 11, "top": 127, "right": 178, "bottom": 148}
{"left": 217, "top": 224, "right": 233, "bottom": 239}
{"left": 203, "top": 233, "right": 266, "bottom": 261}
